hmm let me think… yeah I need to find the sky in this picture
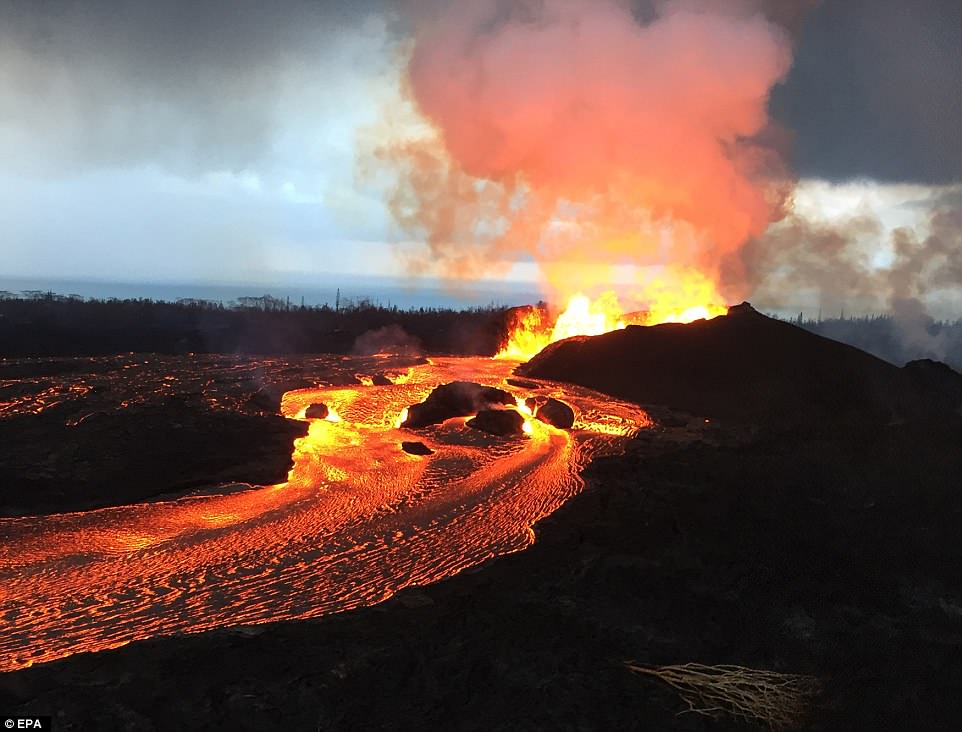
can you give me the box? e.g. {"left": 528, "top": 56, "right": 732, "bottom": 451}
{"left": 0, "top": 0, "right": 960, "bottom": 313}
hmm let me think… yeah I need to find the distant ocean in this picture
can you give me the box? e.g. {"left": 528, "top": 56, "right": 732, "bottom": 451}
{"left": 0, "top": 275, "right": 543, "bottom": 311}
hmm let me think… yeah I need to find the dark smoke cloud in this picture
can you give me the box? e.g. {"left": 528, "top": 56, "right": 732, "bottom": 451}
{"left": 0, "top": 0, "right": 957, "bottom": 186}
{"left": 771, "top": 0, "right": 962, "bottom": 184}
{"left": 0, "top": 0, "right": 386, "bottom": 175}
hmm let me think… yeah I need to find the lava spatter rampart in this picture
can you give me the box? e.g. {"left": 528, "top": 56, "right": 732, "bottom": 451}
{"left": 0, "top": 356, "right": 649, "bottom": 672}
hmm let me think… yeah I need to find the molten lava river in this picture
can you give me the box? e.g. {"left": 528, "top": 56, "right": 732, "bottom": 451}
{"left": 0, "top": 356, "right": 650, "bottom": 672}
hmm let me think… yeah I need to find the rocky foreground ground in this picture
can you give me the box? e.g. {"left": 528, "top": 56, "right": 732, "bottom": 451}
{"left": 2, "top": 312, "right": 960, "bottom": 730}
{"left": 2, "top": 410, "right": 959, "bottom": 731}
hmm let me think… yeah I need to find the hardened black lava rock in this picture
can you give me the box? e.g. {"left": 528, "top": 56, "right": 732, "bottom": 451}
{"left": 535, "top": 398, "right": 575, "bottom": 429}
{"left": 402, "top": 381, "right": 515, "bottom": 428}
{"left": 401, "top": 441, "right": 434, "bottom": 456}
{"left": 466, "top": 409, "right": 526, "bottom": 436}
{"left": 303, "top": 403, "right": 330, "bottom": 420}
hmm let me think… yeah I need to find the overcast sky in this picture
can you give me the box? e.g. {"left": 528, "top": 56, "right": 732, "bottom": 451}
{"left": 0, "top": 0, "right": 959, "bottom": 306}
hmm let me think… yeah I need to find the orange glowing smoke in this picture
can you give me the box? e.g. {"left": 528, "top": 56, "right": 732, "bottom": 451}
{"left": 372, "top": 0, "right": 798, "bottom": 327}
{"left": 497, "top": 268, "right": 728, "bottom": 361}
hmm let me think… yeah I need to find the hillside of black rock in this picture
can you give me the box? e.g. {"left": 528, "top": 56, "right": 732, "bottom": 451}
{"left": 519, "top": 303, "right": 962, "bottom": 424}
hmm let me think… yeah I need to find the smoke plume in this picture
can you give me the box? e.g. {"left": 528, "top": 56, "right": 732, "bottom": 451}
{"left": 353, "top": 324, "right": 423, "bottom": 356}
{"left": 743, "top": 184, "right": 962, "bottom": 359}
{"left": 373, "top": 0, "right": 804, "bottom": 304}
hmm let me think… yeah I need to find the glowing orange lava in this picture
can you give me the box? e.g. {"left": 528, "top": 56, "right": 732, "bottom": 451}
{"left": 497, "top": 269, "right": 728, "bottom": 361}
{"left": 514, "top": 396, "right": 535, "bottom": 434}
{"left": 0, "top": 357, "right": 651, "bottom": 672}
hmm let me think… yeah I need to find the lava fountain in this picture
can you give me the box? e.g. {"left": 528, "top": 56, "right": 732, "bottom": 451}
{"left": 497, "top": 268, "right": 729, "bottom": 361}
{"left": 371, "top": 0, "right": 797, "bottom": 347}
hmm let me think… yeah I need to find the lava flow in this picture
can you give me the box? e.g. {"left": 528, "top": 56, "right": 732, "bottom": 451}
{"left": 0, "top": 356, "right": 650, "bottom": 672}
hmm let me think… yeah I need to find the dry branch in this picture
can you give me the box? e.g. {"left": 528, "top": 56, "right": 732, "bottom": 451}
{"left": 625, "top": 661, "right": 820, "bottom": 730}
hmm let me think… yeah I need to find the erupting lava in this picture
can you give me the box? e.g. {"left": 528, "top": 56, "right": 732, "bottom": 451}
{"left": 374, "top": 0, "right": 797, "bottom": 357}
{"left": 497, "top": 270, "right": 728, "bottom": 361}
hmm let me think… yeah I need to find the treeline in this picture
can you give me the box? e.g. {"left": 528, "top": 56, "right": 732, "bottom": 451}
{"left": 775, "top": 312, "right": 962, "bottom": 372}
{"left": 2, "top": 291, "right": 959, "bottom": 371}
{"left": 0, "top": 289, "right": 495, "bottom": 314}
{"left": 0, "top": 291, "right": 510, "bottom": 357}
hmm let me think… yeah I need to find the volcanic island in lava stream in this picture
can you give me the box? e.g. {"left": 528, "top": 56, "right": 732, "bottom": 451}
{"left": 0, "top": 352, "right": 651, "bottom": 672}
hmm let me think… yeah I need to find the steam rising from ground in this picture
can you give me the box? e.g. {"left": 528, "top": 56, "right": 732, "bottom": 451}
{"left": 371, "top": 0, "right": 800, "bottom": 305}
{"left": 745, "top": 181, "right": 962, "bottom": 358}
{"left": 353, "top": 324, "right": 423, "bottom": 356}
